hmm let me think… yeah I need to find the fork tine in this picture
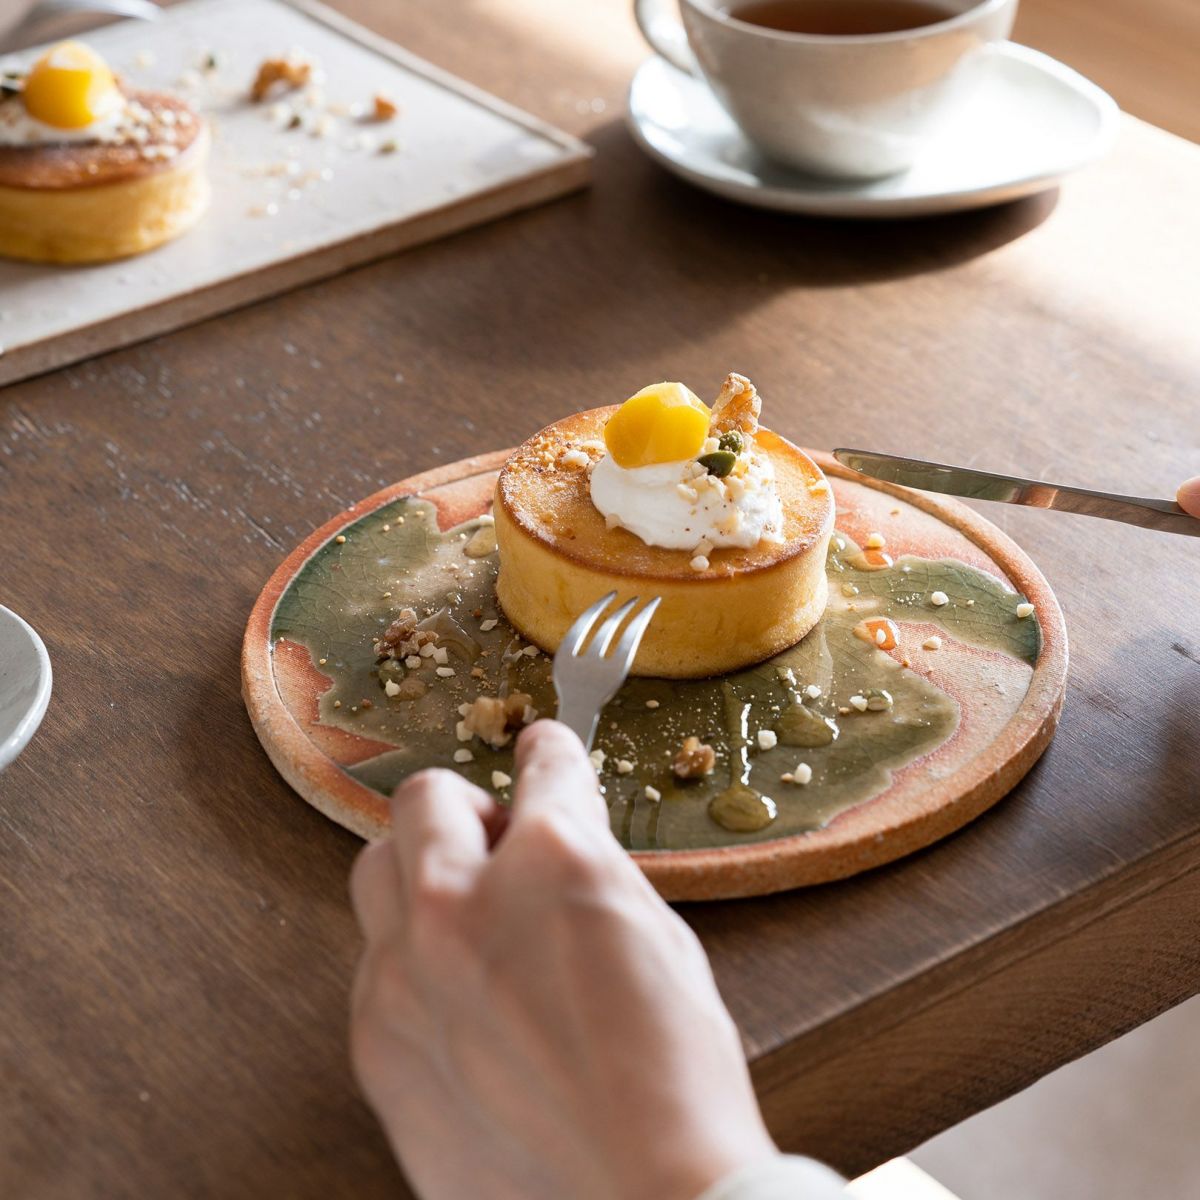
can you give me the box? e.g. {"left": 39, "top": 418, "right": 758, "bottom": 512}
{"left": 610, "top": 597, "right": 662, "bottom": 675}
{"left": 589, "top": 597, "right": 639, "bottom": 658}
{"left": 560, "top": 590, "right": 617, "bottom": 657}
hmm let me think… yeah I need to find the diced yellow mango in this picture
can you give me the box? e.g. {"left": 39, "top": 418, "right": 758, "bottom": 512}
{"left": 23, "top": 42, "right": 120, "bottom": 130}
{"left": 604, "top": 383, "right": 711, "bottom": 469}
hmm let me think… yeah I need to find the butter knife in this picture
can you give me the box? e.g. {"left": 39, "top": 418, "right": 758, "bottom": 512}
{"left": 832, "top": 449, "right": 1200, "bottom": 538}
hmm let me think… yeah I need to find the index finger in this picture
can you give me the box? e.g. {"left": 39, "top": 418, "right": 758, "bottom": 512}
{"left": 509, "top": 719, "right": 608, "bottom": 829}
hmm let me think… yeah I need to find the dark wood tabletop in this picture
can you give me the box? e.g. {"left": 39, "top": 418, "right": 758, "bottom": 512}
{"left": 4, "top": 2, "right": 1200, "bottom": 1197}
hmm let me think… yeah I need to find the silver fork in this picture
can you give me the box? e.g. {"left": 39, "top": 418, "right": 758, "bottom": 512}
{"left": 552, "top": 592, "right": 661, "bottom": 751}
{"left": 2, "top": 0, "right": 159, "bottom": 53}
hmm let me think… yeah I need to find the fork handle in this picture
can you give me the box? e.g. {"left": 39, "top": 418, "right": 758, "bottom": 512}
{"left": 554, "top": 696, "right": 600, "bottom": 752}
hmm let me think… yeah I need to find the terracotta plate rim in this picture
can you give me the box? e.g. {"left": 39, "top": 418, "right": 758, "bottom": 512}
{"left": 242, "top": 449, "right": 1068, "bottom": 901}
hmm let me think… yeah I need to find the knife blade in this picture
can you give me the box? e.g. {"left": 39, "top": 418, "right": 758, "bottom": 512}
{"left": 832, "top": 449, "right": 1200, "bottom": 537}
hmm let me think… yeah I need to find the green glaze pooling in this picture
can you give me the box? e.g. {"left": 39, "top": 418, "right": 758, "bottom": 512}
{"left": 271, "top": 498, "right": 1040, "bottom": 851}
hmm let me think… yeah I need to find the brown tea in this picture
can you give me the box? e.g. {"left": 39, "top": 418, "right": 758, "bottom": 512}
{"left": 729, "top": 0, "right": 958, "bottom": 35}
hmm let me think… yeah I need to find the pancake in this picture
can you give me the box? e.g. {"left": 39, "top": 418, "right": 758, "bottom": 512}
{"left": 0, "top": 88, "right": 210, "bottom": 263}
{"left": 494, "top": 406, "right": 835, "bottom": 678}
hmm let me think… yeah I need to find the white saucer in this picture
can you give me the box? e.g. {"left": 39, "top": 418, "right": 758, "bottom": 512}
{"left": 627, "top": 43, "right": 1118, "bottom": 218}
{"left": 0, "top": 604, "right": 52, "bottom": 772}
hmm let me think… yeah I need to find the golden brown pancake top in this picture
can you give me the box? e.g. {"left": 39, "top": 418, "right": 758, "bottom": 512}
{"left": 0, "top": 89, "right": 205, "bottom": 190}
{"left": 496, "top": 406, "right": 833, "bottom": 582}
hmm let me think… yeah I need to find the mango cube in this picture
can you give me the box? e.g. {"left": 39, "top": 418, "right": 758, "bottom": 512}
{"left": 604, "top": 383, "right": 711, "bottom": 469}
{"left": 23, "top": 42, "right": 120, "bottom": 130}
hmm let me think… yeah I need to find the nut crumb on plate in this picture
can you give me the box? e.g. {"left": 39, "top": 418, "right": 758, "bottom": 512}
{"left": 672, "top": 736, "right": 715, "bottom": 778}
{"left": 458, "top": 692, "right": 535, "bottom": 748}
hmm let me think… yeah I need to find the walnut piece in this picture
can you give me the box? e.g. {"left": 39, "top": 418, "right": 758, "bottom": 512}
{"left": 460, "top": 692, "right": 534, "bottom": 749}
{"left": 710, "top": 373, "right": 761, "bottom": 438}
{"left": 372, "top": 93, "right": 398, "bottom": 121}
{"left": 250, "top": 56, "right": 312, "bottom": 102}
{"left": 672, "top": 736, "right": 716, "bottom": 779}
{"left": 373, "top": 608, "right": 439, "bottom": 661}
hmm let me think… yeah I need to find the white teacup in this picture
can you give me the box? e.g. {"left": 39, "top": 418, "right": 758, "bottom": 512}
{"left": 634, "top": 0, "right": 1018, "bottom": 179}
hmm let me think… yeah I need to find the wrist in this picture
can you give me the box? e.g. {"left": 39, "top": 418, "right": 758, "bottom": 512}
{"left": 693, "top": 1154, "right": 847, "bottom": 1200}
{"left": 620, "top": 1130, "right": 779, "bottom": 1200}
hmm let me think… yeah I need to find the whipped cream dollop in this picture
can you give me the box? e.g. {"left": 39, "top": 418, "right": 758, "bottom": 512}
{"left": 0, "top": 96, "right": 128, "bottom": 146}
{"left": 590, "top": 449, "right": 784, "bottom": 552}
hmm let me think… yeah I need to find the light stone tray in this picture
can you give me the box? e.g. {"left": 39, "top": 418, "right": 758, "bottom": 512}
{"left": 0, "top": 0, "right": 591, "bottom": 386}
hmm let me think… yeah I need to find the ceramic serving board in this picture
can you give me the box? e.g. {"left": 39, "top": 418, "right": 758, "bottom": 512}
{"left": 0, "top": 0, "right": 591, "bottom": 386}
{"left": 242, "top": 449, "right": 1068, "bottom": 901}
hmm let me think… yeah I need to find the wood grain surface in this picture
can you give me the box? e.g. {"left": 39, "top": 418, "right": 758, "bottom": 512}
{"left": 1014, "top": 0, "right": 1200, "bottom": 144}
{"left": 3, "top": 2, "right": 1199, "bottom": 1197}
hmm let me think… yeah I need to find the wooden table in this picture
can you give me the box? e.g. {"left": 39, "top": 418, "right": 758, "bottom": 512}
{"left": 4, "top": 2, "right": 1199, "bottom": 1195}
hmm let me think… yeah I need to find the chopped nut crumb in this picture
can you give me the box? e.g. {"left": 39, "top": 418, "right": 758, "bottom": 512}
{"left": 335, "top": 534, "right": 346, "bottom": 544}
{"left": 432, "top": 646, "right": 450, "bottom": 665}
{"left": 803, "top": 684, "right": 821, "bottom": 699}
{"left": 435, "top": 666, "right": 456, "bottom": 678}
{"left": 756, "top": 729, "right": 778, "bottom": 750}
{"left": 479, "top": 618, "right": 498, "bottom": 632}
{"left": 394, "top": 678, "right": 426, "bottom": 700}
{"left": 372, "top": 92, "right": 398, "bottom": 120}
{"left": 318, "top": 657, "right": 327, "bottom": 665}
{"left": 645, "top": 699, "right": 660, "bottom": 709}
{"left": 930, "top": 591, "right": 949, "bottom": 607}
{"left": 491, "top": 770, "right": 512, "bottom": 789}
{"left": 644, "top": 786, "right": 662, "bottom": 802}
{"left": 793, "top": 763, "right": 813, "bottom": 785}
{"left": 459, "top": 692, "right": 535, "bottom": 748}
{"left": 865, "top": 532, "right": 886, "bottom": 549}
{"left": 559, "top": 448, "right": 591, "bottom": 470}
{"left": 374, "top": 608, "right": 441, "bottom": 661}
{"left": 848, "top": 695, "right": 869, "bottom": 712}
{"left": 589, "top": 749, "right": 606, "bottom": 770}
{"left": 470, "top": 666, "right": 485, "bottom": 678}
{"left": 709, "top": 373, "right": 761, "bottom": 437}
{"left": 690, "top": 555, "right": 710, "bottom": 572}
{"left": 384, "top": 679, "right": 401, "bottom": 697}
{"left": 923, "top": 636, "right": 943, "bottom": 651}
{"left": 251, "top": 55, "right": 313, "bottom": 102}
{"left": 405, "top": 655, "right": 422, "bottom": 668}
{"left": 453, "top": 748, "right": 474, "bottom": 764}
{"left": 616, "top": 759, "right": 635, "bottom": 774}
{"left": 672, "top": 736, "right": 716, "bottom": 778}
{"left": 1016, "top": 602, "right": 1035, "bottom": 619}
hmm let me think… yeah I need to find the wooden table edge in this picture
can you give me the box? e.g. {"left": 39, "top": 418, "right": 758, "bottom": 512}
{"left": 748, "top": 826, "right": 1200, "bottom": 1171}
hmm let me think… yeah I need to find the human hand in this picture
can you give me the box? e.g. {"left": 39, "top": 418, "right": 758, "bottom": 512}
{"left": 349, "top": 720, "right": 777, "bottom": 1200}
{"left": 1178, "top": 477, "right": 1200, "bottom": 518}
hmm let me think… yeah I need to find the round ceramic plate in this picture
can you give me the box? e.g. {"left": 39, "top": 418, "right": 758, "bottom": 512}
{"left": 243, "top": 450, "right": 1067, "bottom": 901}
{"left": 627, "top": 43, "right": 1118, "bottom": 218}
{"left": 0, "top": 604, "right": 52, "bottom": 772}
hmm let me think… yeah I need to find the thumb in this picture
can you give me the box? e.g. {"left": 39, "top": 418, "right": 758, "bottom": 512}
{"left": 509, "top": 719, "right": 609, "bottom": 830}
{"left": 1177, "top": 477, "right": 1200, "bottom": 519}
